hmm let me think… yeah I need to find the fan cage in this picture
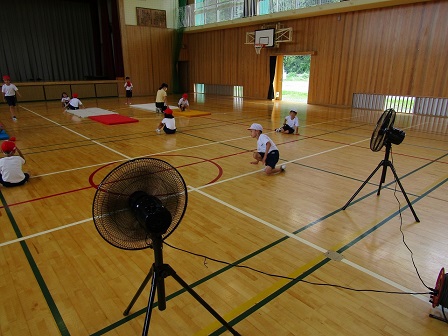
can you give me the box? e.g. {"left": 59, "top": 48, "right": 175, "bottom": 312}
{"left": 92, "top": 158, "right": 188, "bottom": 250}
{"left": 370, "top": 108, "right": 396, "bottom": 152}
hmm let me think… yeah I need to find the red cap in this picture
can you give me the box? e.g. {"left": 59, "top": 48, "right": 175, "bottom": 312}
{"left": 164, "top": 108, "right": 173, "bottom": 115}
{"left": 1, "top": 140, "right": 16, "bottom": 153}
{"left": 72, "top": 93, "right": 78, "bottom": 98}
{"left": 2, "top": 75, "right": 10, "bottom": 81}
{"left": 182, "top": 93, "right": 188, "bottom": 99}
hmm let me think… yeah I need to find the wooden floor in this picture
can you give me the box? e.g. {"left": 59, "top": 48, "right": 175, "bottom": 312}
{"left": 0, "top": 95, "right": 447, "bottom": 336}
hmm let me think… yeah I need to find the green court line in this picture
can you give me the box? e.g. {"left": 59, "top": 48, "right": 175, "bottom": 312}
{"left": 0, "top": 192, "right": 70, "bottom": 336}
{"left": 211, "top": 177, "right": 447, "bottom": 335}
{"left": 90, "top": 152, "right": 447, "bottom": 334}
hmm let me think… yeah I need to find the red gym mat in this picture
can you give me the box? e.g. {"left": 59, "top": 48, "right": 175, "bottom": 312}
{"left": 89, "top": 114, "right": 138, "bottom": 125}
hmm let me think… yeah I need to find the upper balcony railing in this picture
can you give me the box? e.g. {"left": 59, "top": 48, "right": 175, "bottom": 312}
{"left": 179, "top": 0, "right": 342, "bottom": 28}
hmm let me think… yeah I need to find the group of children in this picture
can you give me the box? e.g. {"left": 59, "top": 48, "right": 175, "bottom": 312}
{"left": 61, "top": 92, "right": 85, "bottom": 110}
{"left": 0, "top": 75, "right": 298, "bottom": 188}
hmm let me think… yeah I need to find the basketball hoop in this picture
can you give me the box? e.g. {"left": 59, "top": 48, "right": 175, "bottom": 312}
{"left": 254, "top": 44, "right": 265, "bottom": 55}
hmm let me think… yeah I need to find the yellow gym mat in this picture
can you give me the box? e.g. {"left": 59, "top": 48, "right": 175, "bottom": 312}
{"left": 178, "top": 109, "right": 211, "bottom": 117}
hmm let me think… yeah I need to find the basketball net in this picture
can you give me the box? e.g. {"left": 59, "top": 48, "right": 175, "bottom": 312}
{"left": 254, "top": 44, "right": 265, "bottom": 55}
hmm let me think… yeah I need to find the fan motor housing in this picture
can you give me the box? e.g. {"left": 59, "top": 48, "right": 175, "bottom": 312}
{"left": 388, "top": 128, "right": 405, "bottom": 145}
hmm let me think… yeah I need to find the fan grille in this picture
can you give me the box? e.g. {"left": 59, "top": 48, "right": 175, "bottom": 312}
{"left": 92, "top": 158, "right": 188, "bottom": 250}
{"left": 370, "top": 108, "right": 396, "bottom": 152}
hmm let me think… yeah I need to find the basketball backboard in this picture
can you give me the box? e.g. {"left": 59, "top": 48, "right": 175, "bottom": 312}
{"left": 254, "top": 28, "right": 275, "bottom": 47}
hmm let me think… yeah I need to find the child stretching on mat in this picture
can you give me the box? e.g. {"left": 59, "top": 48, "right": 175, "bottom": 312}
{"left": 67, "top": 93, "right": 85, "bottom": 110}
{"left": 124, "top": 76, "right": 133, "bottom": 105}
{"left": 155, "top": 108, "right": 176, "bottom": 134}
{"left": 61, "top": 92, "right": 70, "bottom": 108}
{"left": 248, "top": 123, "right": 285, "bottom": 175}
{"left": 275, "top": 109, "right": 299, "bottom": 134}
{"left": 178, "top": 93, "right": 189, "bottom": 111}
{"left": 2, "top": 75, "right": 21, "bottom": 122}
{"left": 0, "top": 138, "right": 30, "bottom": 187}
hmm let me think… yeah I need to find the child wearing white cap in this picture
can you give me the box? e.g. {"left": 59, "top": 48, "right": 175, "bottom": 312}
{"left": 275, "top": 110, "right": 299, "bottom": 134}
{"left": 247, "top": 123, "right": 285, "bottom": 175}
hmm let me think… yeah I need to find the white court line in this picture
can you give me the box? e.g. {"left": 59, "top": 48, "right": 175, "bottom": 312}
{"left": 6, "top": 108, "right": 435, "bottom": 303}
{"left": 20, "top": 106, "right": 131, "bottom": 160}
{"left": 189, "top": 186, "right": 430, "bottom": 304}
{"left": 0, "top": 218, "right": 91, "bottom": 247}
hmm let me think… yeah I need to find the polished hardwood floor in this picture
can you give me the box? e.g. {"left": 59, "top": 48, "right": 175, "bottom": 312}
{"left": 0, "top": 95, "right": 447, "bottom": 335}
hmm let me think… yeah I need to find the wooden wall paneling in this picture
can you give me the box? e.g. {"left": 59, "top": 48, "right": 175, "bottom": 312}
{"left": 183, "top": 1, "right": 448, "bottom": 104}
{"left": 412, "top": 6, "right": 437, "bottom": 96}
{"left": 95, "top": 83, "right": 118, "bottom": 97}
{"left": 44, "top": 84, "right": 71, "bottom": 100}
{"left": 338, "top": 13, "right": 356, "bottom": 106}
{"left": 70, "top": 84, "right": 96, "bottom": 98}
{"left": 16, "top": 86, "right": 46, "bottom": 102}
{"left": 420, "top": 2, "right": 448, "bottom": 97}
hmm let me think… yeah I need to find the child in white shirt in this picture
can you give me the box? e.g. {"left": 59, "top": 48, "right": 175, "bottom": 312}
{"left": 178, "top": 93, "right": 189, "bottom": 111}
{"left": 156, "top": 108, "right": 176, "bottom": 134}
{"left": 276, "top": 110, "right": 299, "bottom": 134}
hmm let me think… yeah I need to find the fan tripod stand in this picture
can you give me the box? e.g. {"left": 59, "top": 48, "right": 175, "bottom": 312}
{"left": 123, "top": 234, "right": 240, "bottom": 336}
{"left": 342, "top": 141, "right": 420, "bottom": 222}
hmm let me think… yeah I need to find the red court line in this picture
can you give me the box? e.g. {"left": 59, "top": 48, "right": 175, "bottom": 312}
{"left": 2, "top": 136, "right": 444, "bottom": 209}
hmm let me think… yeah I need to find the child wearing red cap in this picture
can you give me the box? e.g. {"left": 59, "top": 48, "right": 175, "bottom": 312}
{"left": 2, "top": 75, "right": 22, "bottom": 121}
{"left": 0, "top": 138, "right": 30, "bottom": 187}
{"left": 178, "top": 93, "right": 189, "bottom": 111}
{"left": 124, "top": 76, "right": 133, "bottom": 105}
{"left": 155, "top": 108, "right": 176, "bottom": 134}
{"left": 67, "top": 93, "right": 85, "bottom": 110}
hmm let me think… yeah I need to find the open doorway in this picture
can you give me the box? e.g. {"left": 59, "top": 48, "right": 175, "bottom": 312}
{"left": 281, "top": 55, "right": 310, "bottom": 103}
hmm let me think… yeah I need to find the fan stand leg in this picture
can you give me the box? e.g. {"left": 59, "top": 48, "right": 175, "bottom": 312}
{"left": 123, "top": 266, "right": 155, "bottom": 316}
{"left": 342, "top": 143, "right": 419, "bottom": 222}
{"left": 342, "top": 160, "right": 385, "bottom": 210}
{"left": 387, "top": 161, "right": 420, "bottom": 222}
{"left": 163, "top": 264, "right": 241, "bottom": 336}
{"left": 123, "top": 235, "right": 240, "bottom": 335}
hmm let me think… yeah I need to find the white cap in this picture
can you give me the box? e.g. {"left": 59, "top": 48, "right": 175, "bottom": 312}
{"left": 247, "top": 123, "right": 263, "bottom": 131}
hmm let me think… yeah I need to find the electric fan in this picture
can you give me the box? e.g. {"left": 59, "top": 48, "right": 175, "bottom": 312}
{"left": 370, "top": 108, "right": 396, "bottom": 152}
{"left": 342, "top": 108, "right": 419, "bottom": 222}
{"left": 92, "top": 158, "right": 240, "bottom": 336}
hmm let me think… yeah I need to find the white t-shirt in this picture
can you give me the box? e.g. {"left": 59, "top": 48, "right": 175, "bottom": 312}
{"left": 61, "top": 96, "right": 70, "bottom": 103}
{"left": 124, "top": 82, "right": 133, "bottom": 91}
{"left": 285, "top": 115, "right": 299, "bottom": 128}
{"left": 69, "top": 97, "right": 83, "bottom": 108}
{"left": 178, "top": 98, "right": 189, "bottom": 106}
{"left": 162, "top": 118, "right": 176, "bottom": 130}
{"left": 2, "top": 84, "right": 18, "bottom": 96}
{"left": 0, "top": 156, "right": 26, "bottom": 183}
{"left": 257, "top": 134, "right": 278, "bottom": 153}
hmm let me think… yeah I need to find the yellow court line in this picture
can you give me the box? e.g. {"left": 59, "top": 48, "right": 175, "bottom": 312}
{"left": 193, "top": 178, "right": 444, "bottom": 335}
{"left": 194, "top": 254, "right": 327, "bottom": 336}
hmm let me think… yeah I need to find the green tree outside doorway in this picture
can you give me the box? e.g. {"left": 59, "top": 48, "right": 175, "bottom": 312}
{"left": 282, "top": 55, "right": 310, "bottom": 103}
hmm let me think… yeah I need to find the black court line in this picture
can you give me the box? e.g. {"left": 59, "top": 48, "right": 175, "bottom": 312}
{"left": 89, "top": 152, "right": 447, "bottom": 335}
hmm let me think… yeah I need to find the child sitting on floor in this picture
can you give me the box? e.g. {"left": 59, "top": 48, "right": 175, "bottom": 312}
{"left": 276, "top": 109, "right": 299, "bottom": 134}
{"left": 155, "top": 108, "right": 176, "bottom": 134}
{"left": 0, "top": 138, "right": 30, "bottom": 187}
